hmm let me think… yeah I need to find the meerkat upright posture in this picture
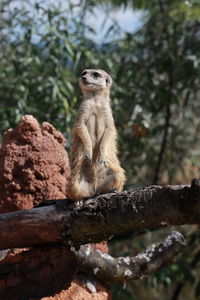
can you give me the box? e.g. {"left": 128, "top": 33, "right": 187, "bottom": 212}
{"left": 69, "top": 69, "right": 125, "bottom": 201}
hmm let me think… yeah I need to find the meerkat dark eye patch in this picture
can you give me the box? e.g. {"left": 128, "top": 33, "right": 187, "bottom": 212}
{"left": 93, "top": 72, "right": 101, "bottom": 78}
{"left": 81, "top": 71, "right": 87, "bottom": 76}
{"left": 106, "top": 77, "right": 110, "bottom": 85}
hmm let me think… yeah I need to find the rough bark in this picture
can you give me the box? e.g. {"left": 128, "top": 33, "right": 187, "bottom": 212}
{"left": 0, "top": 179, "right": 199, "bottom": 250}
{"left": 73, "top": 231, "right": 186, "bottom": 283}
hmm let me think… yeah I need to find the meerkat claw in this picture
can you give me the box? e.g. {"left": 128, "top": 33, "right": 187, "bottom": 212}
{"left": 98, "top": 158, "right": 105, "bottom": 165}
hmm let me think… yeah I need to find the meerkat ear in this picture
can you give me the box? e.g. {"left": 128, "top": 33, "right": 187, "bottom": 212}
{"left": 106, "top": 75, "right": 113, "bottom": 87}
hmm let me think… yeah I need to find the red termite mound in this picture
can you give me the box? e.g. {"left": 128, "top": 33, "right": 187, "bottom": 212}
{"left": 0, "top": 115, "right": 70, "bottom": 213}
{"left": 0, "top": 115, "right": 110, "bottom": 300}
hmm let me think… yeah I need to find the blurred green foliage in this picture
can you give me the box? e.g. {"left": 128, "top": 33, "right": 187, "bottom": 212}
{"left": 0, "top": 0, "right": 101, "bottom": 142}
{"left": 0, "top": 0, "right": 200, "bottom": 299}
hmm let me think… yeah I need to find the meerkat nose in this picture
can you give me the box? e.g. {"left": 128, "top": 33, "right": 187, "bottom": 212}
{"left": 82, "top": 76, "right": 87, "bottom": 82}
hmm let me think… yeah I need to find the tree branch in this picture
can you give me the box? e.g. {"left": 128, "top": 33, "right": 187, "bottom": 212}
{"left": 0, "top": 232, "right": 186, "bottom": 299}
{"left": 153, "top": 104, "right": 171, "bottom": 184}
{"left": 0, "top": 179, "right": 200, "bottom": 250}
{"left": 158, "top": 0, "right": 164, "bottom": 12}
{"left": 72, "top": 231, "right": 186, "bottom": 283}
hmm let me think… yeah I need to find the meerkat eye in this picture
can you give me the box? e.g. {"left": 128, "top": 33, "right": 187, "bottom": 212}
{"left": 106, "top": 77, "right": 110, "bottom": 85}
{"left": 93, "top": 72, "right": 101, "bottom": 78}
{"left": 81, "top": 71, "right": 87, "bottom": 76}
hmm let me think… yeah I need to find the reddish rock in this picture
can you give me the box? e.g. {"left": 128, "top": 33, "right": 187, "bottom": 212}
{"left": 0, "top": 246, "right": 77, "bottom": 300}
{"left": 0, "top": 115, "right": 70, "bottom": 213}
{"left": 42, "top": 279, "right": 111, "bottom": 300}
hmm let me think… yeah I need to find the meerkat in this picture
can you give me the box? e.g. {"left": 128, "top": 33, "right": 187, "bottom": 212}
{"left": 68, "top": 69, "right": 125, "bottom": 201}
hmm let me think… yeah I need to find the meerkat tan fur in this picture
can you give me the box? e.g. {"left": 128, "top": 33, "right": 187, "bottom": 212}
{"left": 69, "top": 69, "right": 125, "bottom": 201}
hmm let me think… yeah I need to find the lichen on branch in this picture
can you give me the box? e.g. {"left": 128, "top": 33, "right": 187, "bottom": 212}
{"left": 72, "top": 231, "right": 186, "bottom": 283}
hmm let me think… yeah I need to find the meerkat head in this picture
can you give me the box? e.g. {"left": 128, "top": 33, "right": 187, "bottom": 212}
{"left": 79, "top": 69, "right": 112, "bottom": 94}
